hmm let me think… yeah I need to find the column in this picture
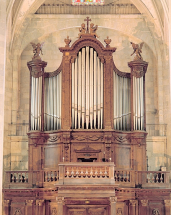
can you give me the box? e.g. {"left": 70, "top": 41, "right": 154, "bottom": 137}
{"left": 129, "top": 200, "right": 137, "bottom": 215}
{"left": 25, "top": 200, "right": 34, "bottom": 215}
{"left": 110, "top": 197, "right": 117, "bottom": 215}
{"left": 164, "top": 200, "right": 171, "bottom": 215}
{"left": 57, "top": 197, "right": 64, "bottom": 215}
{"left": 3, "top": 200, "right": 10, "bottom": 215}
{"left": 61, "top": 54, "right": 72, "bottom": 129}
{"left": 0, "top": 1, "right": 6, "bottom": 215}
{"left": 104, "top": 56, "right": 113, "bottom": 129}
{"left": 140, "top": 200, "right": 148, "bottom": 215}
{"left": 36, "top": 200, "right": 45, "bottom": 215}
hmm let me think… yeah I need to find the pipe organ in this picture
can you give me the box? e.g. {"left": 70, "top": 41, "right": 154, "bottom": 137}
{"left": 71, "top": 46, "right": 103, "bottom": 129}
{"left": 28, "top": 44, "right": 147, "bottom": 132}
{"left": 7, "top": 20, "right": 168, "bottom": 215}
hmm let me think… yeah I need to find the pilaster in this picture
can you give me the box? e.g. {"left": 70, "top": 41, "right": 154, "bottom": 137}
{"left": 25, "top": 200, "right": 34, "bottom": 215}
{"left": 110, "top": 197, "right": 117, "bottom": 215}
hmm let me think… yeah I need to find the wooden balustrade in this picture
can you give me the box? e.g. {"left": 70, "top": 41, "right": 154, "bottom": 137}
{"left": 136, "top": 170, "right": 170, "bottom": 188}
{"left": 4, "top": 167, "right": 170, "bottom": 188}
{"left": 58, "top": 162, "right": 115, "bottom": 185}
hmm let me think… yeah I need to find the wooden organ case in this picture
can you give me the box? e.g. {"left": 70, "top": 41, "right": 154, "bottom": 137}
{"left": 3, "top": 18, "right": 171, "bottom": 215}
{"left": 27, "top": 23, "right": 148, "bottom": 173}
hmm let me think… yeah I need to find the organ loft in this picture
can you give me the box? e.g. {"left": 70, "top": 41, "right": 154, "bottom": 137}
{"left": 3, "top": 18, "right": 171, "bottom": 215}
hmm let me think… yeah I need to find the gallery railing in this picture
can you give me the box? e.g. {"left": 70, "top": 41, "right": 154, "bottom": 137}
{"left": 4, "top": 164, "right": 170, "bottom": 189}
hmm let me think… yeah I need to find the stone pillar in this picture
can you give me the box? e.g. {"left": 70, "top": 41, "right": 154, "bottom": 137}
{"left": 140, "top": 200, "right": 148, "bottom": 215}
{"left": 164, "top": 200, "right": 171, "bottom": 215}
{"left": 36, "top": 200, "right": 45, "bottom": 215}
{"left": 3, "top": 200, "right": 10, "bottom": 215}
{"left": 110, "top": 197, "right": 117, "bottom": 215}
{"left": 57, "top": 197, "right": 64, "bottom": 215}
{"left": 25, "top": 200, "right": 34, "bottom": 215}
{"left": 129, "top": 200, "right": 137, "bottom": 215}
{"left": 0, "top": 1, "right": 6, "bottom": 215}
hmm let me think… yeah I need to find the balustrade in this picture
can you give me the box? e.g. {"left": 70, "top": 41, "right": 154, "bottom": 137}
{"left": 4, "top": 166, "right": 170, "bottom": 188}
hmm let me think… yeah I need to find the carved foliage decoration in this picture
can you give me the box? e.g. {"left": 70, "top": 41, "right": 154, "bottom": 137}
{"left": 72, "top": 135, "right": 103, "bottom": 141}
{"left": 113, "top": 135, "right": 131, "bottom": 144}
{"left": 14, "top": 209, "right": 22, "bottom": 215}
{"left": 47, "top": 135, "right": 61, "bottom": 143}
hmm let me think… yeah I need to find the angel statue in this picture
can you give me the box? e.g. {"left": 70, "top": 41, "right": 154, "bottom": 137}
{"left": 78, "top": 23, "right": 86, "bottom": 38}
{"left": 30, "top": 42, "right": 44, "bottom": 60}
{"left": 90, "top": 23, "right": 99, "bottom": 38}
{"left": 130, "top": 42, "right": 144, "bottom": 61}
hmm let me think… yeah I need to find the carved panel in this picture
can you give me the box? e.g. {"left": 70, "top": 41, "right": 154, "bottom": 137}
{"left": 114, "top": 146, "right": 131, "bottom": 169}
{"left": 113, "top": 135, "right": 131, "bottom": 144}
{"left": 44, "top": 145, "right": 61, "bottom": 168}
{"left": 71, "top": 134, "right": 104, "bottom": 142}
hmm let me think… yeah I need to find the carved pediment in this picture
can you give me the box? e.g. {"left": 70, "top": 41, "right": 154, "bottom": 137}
{"left": 75, "top": 145, "right": 101, "bottom": 153}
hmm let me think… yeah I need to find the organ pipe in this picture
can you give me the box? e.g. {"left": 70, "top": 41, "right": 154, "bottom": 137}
{"left": 72, "top": 46, "right": 104, "bottom": 129}
{"left": 133, "top": 76, "right": 144, "bottom": 130}
{"left": 113, "top": 72, "right": 131, "bottom": 131}
{"left": 44, "top": 72, "right": 62, "bottom": 131}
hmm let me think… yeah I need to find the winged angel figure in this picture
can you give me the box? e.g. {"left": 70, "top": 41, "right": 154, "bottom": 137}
{"left": 130, "top": 42, "right": 144, "bottom": 61}
{"left": 30, "top": 42, "right": 44, "bottom": 60}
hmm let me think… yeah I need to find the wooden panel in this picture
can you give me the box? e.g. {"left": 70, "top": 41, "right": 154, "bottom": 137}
{"left": 32, "top": 147, "right": 41, "bottom": 170}
{"left": 44, "top": 145, "right": 61, "bottom": 168}
{"left": 114, "top": 146, "right": 131, "bottom": 169}
{"left": 149, "top": 201, "right": 164, "bottom": 215}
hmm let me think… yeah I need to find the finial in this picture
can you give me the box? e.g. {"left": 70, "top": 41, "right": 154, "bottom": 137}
{"left": 104, "top": 36, "right": 111, "bottom": 48}
{"left": 64, "top": 36, "right": 71, "bottom": 47}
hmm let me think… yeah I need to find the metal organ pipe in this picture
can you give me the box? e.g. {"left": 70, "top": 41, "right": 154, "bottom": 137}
{"left": 44, "top": 72, "right": 62, "bottom": 131}
{"left": 71, "top": 46, "right": 104, "bottom": 129}
{"left": 133, "top": 76, "right": 144, "bottom": 130}
{"left": 31, "top": 76, "right": 42, "bottom": 130}
{"left": 113, "top": 72, "right": 131, "bottom": 131}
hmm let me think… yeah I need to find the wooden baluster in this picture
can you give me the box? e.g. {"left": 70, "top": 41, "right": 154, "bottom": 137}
{"left": 161, "top": 173, "right": 164, "bottom": 183}
{"left": 67, "top": 167, "right": 70, "bottom": 178}
{"left": 46, "top": 171, "right": 49, "bottom": 182}
{"left": 147, "top": 173, "right": 150, "bottom": 183}
{"left": 54, "top": 171, "right": 56, "bottom": 181}
{"left": 15, "top": 173, "right": 18, "bottom": 183}
{"left": 95, "top": 167, "right": 97, "bottom": 178}
{"left": 71, "top": 167, "right": 74, "bottom": 178}
{"left": 114, "top": 171, "right": 116, "bottom": 181}
{"left": 11, "top": 173, "right": 14, "bottom": 183}
{"left": 156, "top": 173, "right": 159, "bottom": 183}
{"left": 85, "top": 167, "right": 88, "bottom": 178}
{"left": 90, "top": 167, "right": 93, "bottom": 178}
{"left": 100, "top": 167, "right": 102, "bottom": 178}
{"left": 152, "top": 173, "right": 154, "bottom": 183}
